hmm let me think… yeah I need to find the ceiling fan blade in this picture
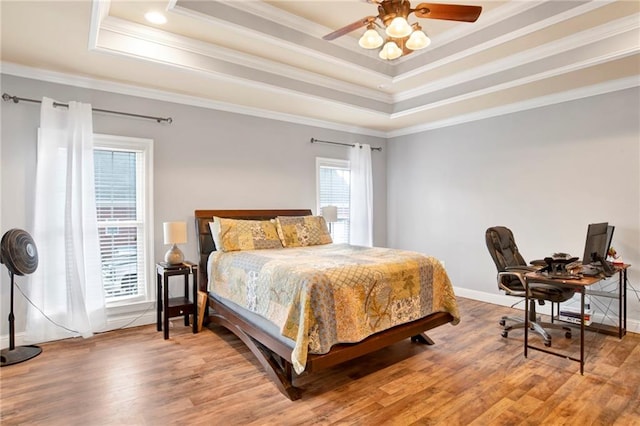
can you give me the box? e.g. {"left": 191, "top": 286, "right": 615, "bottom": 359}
{"left": 413, "top": 3, "right": 482, "bottom": 22}
{"left": 323, "top": 16, "right": 377, "bottom": 40}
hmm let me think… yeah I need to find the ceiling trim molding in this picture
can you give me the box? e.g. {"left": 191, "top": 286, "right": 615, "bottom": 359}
{"left": 3, "top": 62, "right": 636, "bottom": 140}
{"left": 170, "top": 1, "right": 393, "bottom": 78}
{"left": 88, "top": 0, "right": 110, "bottom": 50}
{"left": 393, "top": 0, "right": 616, "bottom": 83}
{"left": 425, "top": 0, "right": 541, "bottom": 48}
{"left": 387, "top": 76, "right": 640, "bottom": 138}
{"left": 93, "top": 25, "right": 393, "bottom": 114}
{"left": 392, "top": 46, "right": 639, "bottom": 119}
{"left": 394, "top": 13, "right": 640, "bottom": 103}
{"left": 0, "top": 62, "right": 387, "bottom": 138}
{"left": 222, "top": 0, "right": 342, "bottom": 40}
{"left": 96, "top": 16, "right": 393, "bottom": 104}
{"left": 91, "top": 1, "right": 636, "bottom": 119}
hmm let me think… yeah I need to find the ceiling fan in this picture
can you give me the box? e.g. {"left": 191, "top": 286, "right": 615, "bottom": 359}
{"left": 323, "top": 0, "right": 482, "bottom": 60}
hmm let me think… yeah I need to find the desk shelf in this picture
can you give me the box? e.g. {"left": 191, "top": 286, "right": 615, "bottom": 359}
{"left": 554, "top": 315, "right": 619, "bottom": 336}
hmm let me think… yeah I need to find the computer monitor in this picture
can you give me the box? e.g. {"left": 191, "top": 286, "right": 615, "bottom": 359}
{"left": 581, "top": 222, "right": 613, "bottom": 265}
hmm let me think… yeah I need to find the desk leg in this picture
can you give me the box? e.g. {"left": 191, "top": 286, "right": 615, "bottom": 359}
{"left": 164, "top": 274, "right": 170, "bottom": 340}
{"left": 156, "top": 272, "right": 162, "bottom": 332}
{"left": 619, "top": 269, "right": 626, "bottom": 339}
{"left": 579, "top": 288, "right": 585, "bottom": 375}
{"left": 524, "top": 283, "right": 529, "bottom": 358}
{"left": 623, "top": 268, "right": 627, "bottom": 337}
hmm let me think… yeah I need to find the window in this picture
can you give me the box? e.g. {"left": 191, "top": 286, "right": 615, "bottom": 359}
{"left": 94, "top": 134, "right": 153, "bottom": 304}
{"left": 316, "top": 158, "right": 350, "bottom": 244}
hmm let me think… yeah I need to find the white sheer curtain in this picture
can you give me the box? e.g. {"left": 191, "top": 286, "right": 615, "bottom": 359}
{"left": 349, "top": 143, "right": 373, "bottom": 246}
{"left": 25, "top": 98, "right": 107, "bottom": 343}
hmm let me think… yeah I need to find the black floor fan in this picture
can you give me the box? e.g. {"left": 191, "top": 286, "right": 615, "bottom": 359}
{"left": 1, "top": 229, "right": 42, "bottom": 366}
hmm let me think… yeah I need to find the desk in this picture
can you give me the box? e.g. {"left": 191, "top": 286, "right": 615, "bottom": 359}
{"left": 524, "top": 265, "right": 628, "bottom": 374}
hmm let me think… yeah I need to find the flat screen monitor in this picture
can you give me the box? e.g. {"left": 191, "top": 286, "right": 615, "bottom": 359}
{"left": 581, "top": 222, "right": 613, "bottom": 264}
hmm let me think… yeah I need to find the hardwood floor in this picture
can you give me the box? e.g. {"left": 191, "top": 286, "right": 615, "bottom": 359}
{"left": 1, "top": 297, "right": 639, "bottom": 425}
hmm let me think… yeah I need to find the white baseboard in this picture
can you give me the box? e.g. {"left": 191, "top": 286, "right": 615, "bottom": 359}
{"left": 1, "top": 312, "right": 156, "bottom": 350}
{"left": 453, "top": 286, "right": 640, "bottom": 335}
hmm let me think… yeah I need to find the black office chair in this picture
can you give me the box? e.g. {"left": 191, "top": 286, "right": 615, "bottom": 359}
{"left": 486, "top": 226, "right": 573, "bottom": 346}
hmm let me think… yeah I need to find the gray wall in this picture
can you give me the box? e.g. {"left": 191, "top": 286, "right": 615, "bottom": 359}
{"left": 3, "top": 72, "right": 639, "bottom": 341}
{"left": 387, "top": 87, "right": 640, "bottom": 330}
{"left": 0, "top": 74, "right": 387, "bottom": 338}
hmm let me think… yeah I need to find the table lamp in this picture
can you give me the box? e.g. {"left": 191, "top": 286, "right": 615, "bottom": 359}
{"left": 321, "top": 205, "right": 338, "bottom": 234}
{"left": 163, "top": 221, "right": 187, "bottom": 265}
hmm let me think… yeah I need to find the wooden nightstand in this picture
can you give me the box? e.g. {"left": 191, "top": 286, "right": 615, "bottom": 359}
{"left": 156, "top": 261, "right": 198, "bottom": 339}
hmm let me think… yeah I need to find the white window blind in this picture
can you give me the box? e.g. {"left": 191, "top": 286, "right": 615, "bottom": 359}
{"left": 317, "top": 158, "right": 350, "bottom": 244}
{"left": 94, "top": 135, "right": 153, "bottom": 302}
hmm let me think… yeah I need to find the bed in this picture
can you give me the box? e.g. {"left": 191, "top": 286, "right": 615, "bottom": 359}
{"left": 195, "top": 209, "right": 460, "bottom": 400}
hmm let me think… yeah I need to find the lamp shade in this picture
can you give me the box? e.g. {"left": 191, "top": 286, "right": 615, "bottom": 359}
{"left": 406, "top": 28, "right": 431, "bottom": 50}
{"left": 321, "top": 205, "right": 338, "bottom": 223}
{"left": 163, "top": 222, "right": 187, "bottom": 245}
{"left": 359, "top": 28, "right": 383, "bottom": 49}
{"left": 379, "top": 41, "right": 402, "bottom": 60}
{"left": 385, "top": 16, "right": 412, "bottom": 38}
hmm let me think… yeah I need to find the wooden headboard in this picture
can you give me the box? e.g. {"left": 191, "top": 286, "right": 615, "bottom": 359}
{"left": 194, "top": 209, "right": 312, "bottom": 291}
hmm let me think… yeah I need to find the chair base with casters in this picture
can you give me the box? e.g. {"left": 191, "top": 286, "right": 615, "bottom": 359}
{"left": 500, "top": 299, "right": 572, "bottom": 347}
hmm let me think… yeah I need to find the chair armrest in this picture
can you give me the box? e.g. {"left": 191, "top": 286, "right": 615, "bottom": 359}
{"left": 497, "top": 271, "right": 527, "bottom": 297}
{"left": 505, "top": 265, "right": 538, "bottom": 272}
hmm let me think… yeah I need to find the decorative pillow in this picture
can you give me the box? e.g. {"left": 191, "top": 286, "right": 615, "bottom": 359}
{"left": 275, "top": 216, "right": 333, "bottom": 247}
{"left": 211, "top": 217, "right": 283, "bottom": 252}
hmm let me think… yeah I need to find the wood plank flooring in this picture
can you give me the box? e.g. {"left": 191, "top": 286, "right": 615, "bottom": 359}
{"left": 1, "top": 297, "right": 639, "bottom": 425}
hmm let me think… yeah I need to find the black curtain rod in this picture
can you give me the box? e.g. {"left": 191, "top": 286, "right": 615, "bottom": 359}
{"left": 310, "top": 137, "right": 382, "bottom": 152}
{"left": 2, "top": 93, "right": 173, "bottom": 124}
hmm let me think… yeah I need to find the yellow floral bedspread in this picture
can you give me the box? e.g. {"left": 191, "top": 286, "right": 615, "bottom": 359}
{"left": 207, "top": 244, "right": 460, "bottom": 374}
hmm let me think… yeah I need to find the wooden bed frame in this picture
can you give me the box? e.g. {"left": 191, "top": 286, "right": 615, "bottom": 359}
{"left": 195, "top": 209, "right": 455, "bottom": 400}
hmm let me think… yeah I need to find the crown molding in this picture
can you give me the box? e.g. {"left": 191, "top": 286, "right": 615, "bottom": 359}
{"left": 90, "top": 0, "right": 636, "bottom": 119}
{"left": 394, "top": 13, "right": 640, "bottom": 104}
{"left": 393, "top": 0, "right": 616, "bottom": 83}
{"left": 388, "top": 76, "right": 640, "bottom": 138}
{"left": 169, "top": 1, "right": 394, "bottom": 78}
{"left": 96, "top": 16, "right": 393, "bottom": 105}
{"left": 0, "top": 62, "right": 387, "bottom": 138}
{"left": 5, "top": 62, "right": 636, "bottom": 141}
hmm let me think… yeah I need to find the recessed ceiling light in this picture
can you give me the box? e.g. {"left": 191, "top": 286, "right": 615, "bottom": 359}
{"left": 144, "top": 11, "right": 167, "bottom": 25}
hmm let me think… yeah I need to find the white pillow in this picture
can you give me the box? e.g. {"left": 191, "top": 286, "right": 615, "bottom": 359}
{"left": 209, "top": 218, "right": 222, "bottom": 251}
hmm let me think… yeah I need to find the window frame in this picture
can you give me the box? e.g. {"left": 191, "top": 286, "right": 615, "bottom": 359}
{"left": 93, "top": 133, "right": 154, "bottom": 311}
{"left": 316, "top": 157, "right": 350, "bottom": 244}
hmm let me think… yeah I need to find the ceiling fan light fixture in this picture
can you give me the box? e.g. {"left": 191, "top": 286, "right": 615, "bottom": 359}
{"left": 406, "top": 27, "right": 431, "bottom": 50}
{"left": 385, "top": 16, "right": 412, "bottom": 38}
{"left": 359, "top": 28, "right": 383, "bottom": 49}
{"left": 379, "top": 40, "right": 403, "bottom": 60}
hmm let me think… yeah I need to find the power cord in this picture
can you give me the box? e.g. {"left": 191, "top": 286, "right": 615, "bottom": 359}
{"left": 13, "top": 272, "right": 156, "bottom": 336}
{"left": 14, "top": 279, "right": 80, "bottom": 335}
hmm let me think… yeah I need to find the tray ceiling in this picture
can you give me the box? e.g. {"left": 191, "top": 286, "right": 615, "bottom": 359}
{"left": 1, "top": 0, "right": 638, "bottom": 136}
